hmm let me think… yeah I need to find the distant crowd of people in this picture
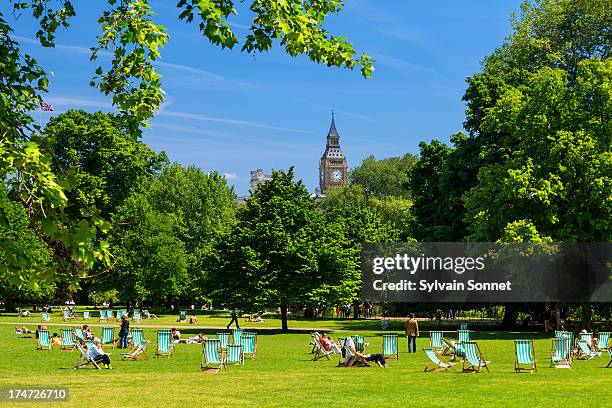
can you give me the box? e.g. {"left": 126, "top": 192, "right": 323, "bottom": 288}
{"left": 335, "top": 301, "right": 375, "bottom": 319}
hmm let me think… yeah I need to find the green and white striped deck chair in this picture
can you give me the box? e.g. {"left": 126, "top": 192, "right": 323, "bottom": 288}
{"left": 115, "top": 310, "right": 123, "bottom": 320}
{"left": 156, "top": 329, "right": 174, "bottom": 358}
{"left": 74, "top": 341, "right": 100, "bottom": 369}
{"left": 514, "top": 339, "right": 536, "bottom": 373}
{"left": 336, "top": 337, "right": 347, "bottom": 365}
{"left": 201, "top": 339, "right": 226, "bottom": 372}
{"left": 351, "top": 335, "right": 368, "bottom": 353}
{"left": 84, "top": 339, "right": 94, "bottom": 349}
{"left": 106, "top": 309, "right": 113, "bottom": 320}
{"left": 60, "top": 328, "right": 76, "bottom": 351}
{"left": 133, "top": 310, "right": 141, "bottom": 322}
{"left": 382, "top": 334, "right": 399, "bottom": 361}
{"left": 551, "top": 337, "right": 572, "bottom": 368}
{"left": 459, "top": 323, "right": 468, "bottom": 331}
{"left": 130, "top": 328, "right": 144, "bottom": 349}
{"left": 232, "top": 328, "right": 243, "bottom": 345}
{"left": 462, "top": 341, "right": 490, "bottom": 373}
{"left": 63, "top": 309, "right": 73, "bottom": 321}
{"left": 576, "top": 340, "right": 601, "bottom": 360}
{"left": 597, "top": 332, "right": 611, "bottom": 350}
{"left": 430, "top": 331, "right": 444, "bottom": 350}
{"left": 37, "top": 329, "right": 52, "bottom": 350}
{"left": 178, "top": 310, "right": 187, "bottom": 322}
{"left": 218, "top": 332, "right": 230, "bottom": 349}
{"left": 241, "top": 332, "right": 257, "bottom": 358}
{"left": 451, "top": 330, "right": 470, "bottom": 359}
{"left": 83, "top": 311, "right": 90, "bottom": 319}
{"left": 579, "top": 332, "right": 593, "bottom": 346}
{"left": 226, "top": 344, "right": 244, "bottom": 366}
{"left": 41, "top": 312, "right": 51, "bottom": 322}
{"left": 606, "top": 349, "right": 612, "bottom": 368}
{"left": 423, "top": 348, "right": 455, "bottom": 372}
{"left": 74, "top": 328, "right": 84, "bottom": 342}
{"left": 99, "top": 310, "right": 107, "bottom": 321}
{"left": 342, "top": 343, "right": 371, "bottom": 367}
{"left": 122, "top": 340, "right": 149, "bottom": 361}
{"left": 102, "top": 326, "right": 115, "bottom": 349}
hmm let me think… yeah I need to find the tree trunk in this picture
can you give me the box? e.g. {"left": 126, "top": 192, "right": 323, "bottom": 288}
{"left": 581, "top": 304, "right": 592, "bottom": 330}
{"left": 500, "top": 304, "right": 518, "bottom": 330}
{"left": 4, "top": 295, "right": 16, "bottom": 313}
{"left": 353, "top": 300, "right": 359, "bottom": 319}
{"left": 280, "top": 301, "right": 288, "bottom": 332}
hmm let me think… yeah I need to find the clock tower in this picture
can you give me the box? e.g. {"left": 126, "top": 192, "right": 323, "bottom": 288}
{"left": 319, "top": 113, "right": 348, "bottom": 193}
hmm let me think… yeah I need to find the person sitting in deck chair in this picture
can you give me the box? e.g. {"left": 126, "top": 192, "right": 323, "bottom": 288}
{"left": 51, "top": 332, "right": 63, "bottom": 347}
{"left": 344, "top": 337, "right": 387, "bottom": 367}
{"left": 189, "top": 315, "right": 198, "bottom": 324}
{"left": 82, "top": 325, "right": 94, "bottom": 340}
{"left": 88, "top": 338, "right": 112, "bottom": 369}
{"left": 320, "top": 334, "right": 341, "bottom": 354}
{"left": 188, "top": 332, "right": 206, "bottom": 344}
{"left": 171, "top": 328, "right": 181, "bottom": 343}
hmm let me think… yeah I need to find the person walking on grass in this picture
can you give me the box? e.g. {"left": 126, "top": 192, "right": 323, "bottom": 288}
{"left": 227, "top": 308, "right": 240, "bottom": 329}
{"left": 118, "top": 314, "right": 129, "bottom": 348}
{"left": 405, "top": 313, "right": 419, "bottom": 353}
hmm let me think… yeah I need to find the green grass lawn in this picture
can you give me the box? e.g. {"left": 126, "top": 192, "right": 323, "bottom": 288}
{"left": 0, "top": 317, "right": 610, "bottom": 407}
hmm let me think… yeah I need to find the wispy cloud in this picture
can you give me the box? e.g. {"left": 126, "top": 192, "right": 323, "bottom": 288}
{"left": 159, "top": 110, "right": 315, "bottom": 134}
{"left": 45, "top": 96, "right": 113, "bottom": 109}
{"left": 373, "top": 53, "right": 443, "bottom": 78}
{"left": 223, "top": 172, "right": 238, "bottom": 180}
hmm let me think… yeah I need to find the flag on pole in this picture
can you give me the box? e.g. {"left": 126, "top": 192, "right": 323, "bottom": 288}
{"left": 40, "top": 101, "right": 54, "bottom": 111}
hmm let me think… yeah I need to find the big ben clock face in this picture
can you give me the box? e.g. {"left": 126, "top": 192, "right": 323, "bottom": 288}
{"left": 331, "top": 169, "right": 343, "bottom": 182}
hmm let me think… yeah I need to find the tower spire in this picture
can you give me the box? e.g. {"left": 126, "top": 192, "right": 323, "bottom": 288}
{"left": 328, "top": 111, "right": 339, "bottom": 139}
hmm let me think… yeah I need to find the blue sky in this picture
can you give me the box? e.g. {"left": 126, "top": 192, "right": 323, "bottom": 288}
{"left": 8, "top": 0, "right": 523, "bottom": 195}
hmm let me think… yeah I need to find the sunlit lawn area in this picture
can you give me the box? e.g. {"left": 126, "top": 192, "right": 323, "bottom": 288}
{"left": 0, "top": 314, "right": 610, "bottom": 407}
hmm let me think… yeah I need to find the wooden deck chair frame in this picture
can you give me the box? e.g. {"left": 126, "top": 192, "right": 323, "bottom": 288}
{"left": 441, "top": 337, "right": 455, "bottom": 356}
{"left": 309, "top": 332, "right": 321, "bottom": 354}
{"left": 37, "top": 329, "right": 52, "bottom": 351}
{"left": 241, "top": 332, "right": 257, "bottom": 359}
{"left": 201, "top": 339, "right": 226, "bottom": 372}
{"left": 343, "top": 346, "right": 371, "bottom": 368}
{"left": 60, "top": 328, "right": 76, "bottom": 351}
{"left": 226, "top": 344, "right": 244, "bottom": 366}
{"left": 382, "top": 334, "right": 399, "bottom": 361}
{"left": 514, "top": 339, "right": 536, "bottom": 373}
{"left": 311, "top": 334, "right": 332, "bottom": 361}
{"left": 129, "top": 328, "right": 144, "bottom": 350}
{"left": 122, "top": 340, "right": 149, "bottom": 361}
{"left": 462, "top": 341, "right": 490, "bottom": 373}
{"left": 73, "top": 340, "right": 101, "bottom": 369}
{"left": 576, "top": 340, "right": 601, "bottom": 360}
{"left": 423, "top": 348, "right": 456, "bottom": 372}
{"left": 155, "top": 329, "right": 174, "bottom": 358}
{"left": 606, "top": 349, "right": 612, "bottom": 368}
{"left": 101, "top": 326, "right": 115, "bottom": 349}
{"left": 550, "top": 337, "right": 572, "bottom": 368}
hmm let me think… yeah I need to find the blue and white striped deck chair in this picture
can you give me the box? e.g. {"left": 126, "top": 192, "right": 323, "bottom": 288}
{"left": 61, "top": 328, "right": 76, "bottom": 351}
{"left": 106, "top": 309, "right": 113, "bottom": 320}
{"left": 99, "top": 310, "right": 107, "bottom": 321}
{"left": 551, "top": 337, "right": 572, "bottom": 368}
{"left": 83, "top": 311, "right": 90, "bottom": 319}
{"left": 218, "top": 332, "right": 230, "bottom": 349}
{"left": 115, "top": 310, "right": 123, "bottom": 320}
{"left": 74, "top": 328, "right": 84, "bottom": 342}
{"left": 63, "top": 309, "right": 73, "bottom": 321}
{"left": 241, "top": 332, "right": 257, "bottom": 359}
{"left": 84, "top": 339, "right": 94, "bottom": 349}
{"left": 606, "top": 349, "right": 612, "bottom": 368}
{"left": 102, "top": 326, "right": 115, "bottom": 349}
{"left": 576, "top": 340, "right": 601, "bottom": 360}
{"left": 156, "top": 329, "right": 174, "bottom": 358}
{"left": 37, "top": 329, "right": 52, "bottom": 350}
{"left": 133, "top": 310, "right": 141, "bottom": 323}
{"left": 122, "top": 339, "right": 149, "bottom": 361}
{"left": 201, "top": 339, "right": 225, "bottom": 372}
{"left": 382, "top": 334, "right": 398, "bottom": 361}
{"left": 232, "top": 328, "right": 243, "bottom": 345}
{"left": 130, "top": 328, "right": 144, "bottom": 349}
{"left": 41, "top": 312, "right": 51, "bottom": 322}
{"left": 514, "top": 339, "right": 536, "bottom": 373}
{"left": 226, "top": 344, "right": 244, "bottom": 366}
{"left": 74, "top": 341, "right": 100, "bottom": 369}
{"left": 462, "top": 341, "right": 490, "bottom": 373}
{"left": 459, "top": 323, "right": 468, "bottom": 331}
{"left": 597, "top": 332, "right": 611, "bottom": 350}
{"left": 423, "top": 348, "right": 455, "bottom": 372}
{"left": 579, "top": 332, "right": 593, "bottom": 346}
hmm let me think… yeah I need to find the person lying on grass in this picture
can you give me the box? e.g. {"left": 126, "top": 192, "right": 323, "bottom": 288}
{"left": 88, "top": 338, "right": 112, "bottom": 369}
{"left": 188, "top": 332, "right": 206, "bottom": 344}
{"left": 343, "top": 337, "right": 387, "bottom": 367}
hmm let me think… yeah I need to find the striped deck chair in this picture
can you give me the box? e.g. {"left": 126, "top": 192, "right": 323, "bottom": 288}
{"left": 382, "top": 334, "right": 399, "bottom": 361}
{"left": 63, "top": 309, "right": 74, "bottom": 321}
{"left": 550, "top": 337, "right": 572, "bottom": 368}
{"left": 226, "top": 344, "right": 244, "bottom": 366}
{"left": 343, "top": 344, "right": 371, "bottom": 368}
{"left": 130, "top": 328, "right": 144, "bottom": 350}
{"left": 241, "top": 332, "right": 257, "bottom": 358}
{"left": 337, "top": 337, "right": 347, "bottom": 365}
{"left": 232, "top": 328, "right": 243, "bottom": 345}
{"left": 122, "top": 340, "right": 149, "bottom": 361}
{"left": 351, "top": 335, "right": 368, "bottom": 353}
{"left": 41, "top": 312, "right": 51, "bottom": 322}
{"left": 312, "top": 333, "right": 331, "bottom": 361}
{"left": 579, "top": 332, "right": 593, "bottom": 346}
{"left": 74, "top": 341, "right": 100, "bottom": 369}
{"left": 133, "top": 310, "right": 141, "bottom": 323}
{"left": 576, "top": 340, "right": 601, "bottom": 360}
{"left": 106, "top": 309, "right": 113, "bottom": 320}
{"left": 218, "top": 332, "right": 230, "bottom": 349}
{"left": 462, "top": 341, "right": 490, "bottom": 373}
{"left": 74, "top": 328, "right": 84, "bottom": 342}
{"left": 37, "top": 329, "right": 52, "bottom": 350}
{"left": 99, "top": 310, "right": 107, "bottom": 321}
{"left": 597, "top": 332, "right": 611, "bottom": 350}
{"left": 430, "top": 331, "right": 444, "bottom": 350}
{"left": 606, "top": 349, "right": 612, "bottom": 368}
{"left": 514, "top": 339, "right": 536, "bottom": 373}
{"left": 309, "top": 331, "right": 321, "bottom": 354}
{"left": 459, "top": 323, "right": 468, "bottom": 331}
{"left": 201, "top": 339, "right": 226, "bottom": 372}
{"left": 115, "top": 310, "right": 123, "bottom": 320}
{"left": 178, "top": 311, "right": 187, "bottom": 322}
{"left": 61, "top": 328, "right": 76, "bottom": 351}
{"left": 423, "top": 348, "right": 455, "bottom": 372}
{"left": 83, "top": 311, "right": 90, "bottom": 320}
{"left": 102, "top": 326, "right": 115, "bottom": 349}
{"left": 156, "top": 329, "right": 174, "bottom": 358}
